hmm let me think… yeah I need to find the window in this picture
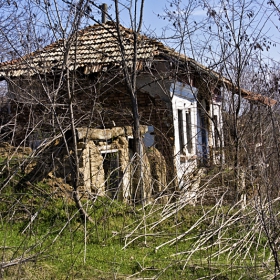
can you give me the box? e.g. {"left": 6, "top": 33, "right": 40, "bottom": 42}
{"left": 143, "top": 125, "right": 155, "bottom": 147}
{"left": 200, "top": 110, "right": 208, "bottom": 161}
{"left": 213, "top": 115, "right": 219, "bottom": 148}
{"left": 186, "top": 109, "right": 192, "bottom": 153}
{"left": 178, "top": 110, "right": 184, "bottom": 152}
{"left": 102, "top": 151, "right": 120, "bottom": 199}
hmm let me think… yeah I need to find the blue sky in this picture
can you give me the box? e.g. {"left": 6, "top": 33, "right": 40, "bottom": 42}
{"left": 99, "top": 0, "right": 279, "bottom": 63}
{"left": 2, "top": 0, "right": 279, "bottom": 64}
{"left": 102, "top": 0, "right": 169, "bottom": 34}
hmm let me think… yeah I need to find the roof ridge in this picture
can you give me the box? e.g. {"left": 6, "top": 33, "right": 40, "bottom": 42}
{"left": 0, "top": 21, "right": 165, "bottom": 68}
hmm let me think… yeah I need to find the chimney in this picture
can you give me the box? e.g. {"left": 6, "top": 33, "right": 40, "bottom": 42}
{"left": 101, "top": 3, "right": 107, "bottom": 24}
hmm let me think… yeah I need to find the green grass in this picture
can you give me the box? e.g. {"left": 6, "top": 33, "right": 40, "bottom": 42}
{"left": 0, "top": 191, "right": 275, "bottom": 280}
{"left": 0, "top": 152, "right": 278, "bottom": 279}
{"left": 0, "top": 158, "right": 277, "bottom": 280}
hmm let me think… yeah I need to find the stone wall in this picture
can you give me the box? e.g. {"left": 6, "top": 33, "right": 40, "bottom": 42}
{"left": 64, "top": 126, "right": 167, "bottom": 203}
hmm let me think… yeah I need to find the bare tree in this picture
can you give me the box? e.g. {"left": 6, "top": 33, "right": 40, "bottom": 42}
{"left": 1, "top": 0, "right": 280, "bottom": 278}
{"left": 113, "top": 0, "right": 146, "bottom": 203}
{"left": 131, "top": 0, "right": 280, "bottom": 277}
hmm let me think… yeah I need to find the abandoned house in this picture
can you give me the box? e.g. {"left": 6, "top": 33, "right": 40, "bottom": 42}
{"left": 0, "top": 21, "right": 276, "bottom": 202}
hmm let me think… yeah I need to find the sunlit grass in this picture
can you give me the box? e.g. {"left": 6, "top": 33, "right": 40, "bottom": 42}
{"left": 0, "top": 190, "right": 274, "bottom": 279}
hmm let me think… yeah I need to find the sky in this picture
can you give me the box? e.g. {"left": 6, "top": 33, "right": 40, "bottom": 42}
{"left": 100, "top": 0, "right": 170, "bottom": 34}
{"left": 1, "top": 0, "right": 279, "bottom": 65}
{"left": 99, "top": 0, "right": 280, "bottom": 63}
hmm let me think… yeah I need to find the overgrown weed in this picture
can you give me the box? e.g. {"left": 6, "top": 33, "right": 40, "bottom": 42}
{"left": 0, "top": 178, "right": 277, "bottom": 279}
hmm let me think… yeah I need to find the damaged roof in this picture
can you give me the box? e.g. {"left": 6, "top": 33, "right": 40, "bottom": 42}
{"left": 0, "top": 21, "right": 276, "bottom": 106}
{"left": 0, "top": 21, "right": 163, "bottom": 77}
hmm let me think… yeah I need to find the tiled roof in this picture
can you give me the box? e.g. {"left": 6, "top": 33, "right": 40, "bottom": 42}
{"left": 0, "top": 21, "right": 166, "bottom": 77}
{"left": 0, "top": 21, "right": 276, "bottom": 106}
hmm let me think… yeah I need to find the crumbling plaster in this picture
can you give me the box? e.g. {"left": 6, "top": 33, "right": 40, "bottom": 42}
{"left": 73, "top": 126, "right": 165, "bottom": 202}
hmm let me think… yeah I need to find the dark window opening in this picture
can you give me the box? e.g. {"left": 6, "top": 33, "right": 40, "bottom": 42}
{"left": 178, "top": 110, "right": 184, "bottom": 152}
{"left": 200, "top": 114, "right": 208, "bottom": 161}
{"left": 213, "top": 115, "right": 219, "bottom": 148}
{"left": 128, "top": 138, "right": 134, "bottom": 150}
{"left": 186, "top": 110, "right": 192, "bottom": 153}
{"left": 103, "top": 152, "right": 120, "bottom": 199}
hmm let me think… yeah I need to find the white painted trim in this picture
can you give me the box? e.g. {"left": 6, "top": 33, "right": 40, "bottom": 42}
{"left": 100, "top": 149, "right": 119, "bottom": 154}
